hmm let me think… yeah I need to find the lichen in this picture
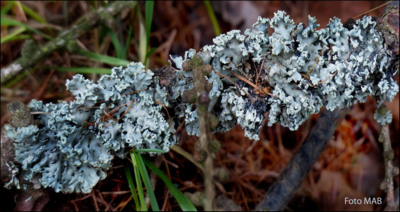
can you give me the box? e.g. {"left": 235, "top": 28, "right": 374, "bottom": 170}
{"left": 170, "top": 11, "right": 398, "bottom": 139}
{"left": 5, "top": 11, "right": 399, "bottom": 194}
{"left": 5, "top": 62, "right": 175, "bottom": 193}
{"left": 374, "top": 106, "right": 393, "bottom": 126}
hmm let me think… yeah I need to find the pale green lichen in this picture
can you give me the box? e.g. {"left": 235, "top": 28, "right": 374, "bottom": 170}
{"left": 5, "top": 62, "right": 175, "bottom": 193}
{"left": 170, "top": 11, "right": 398, "bottom": 138}
{"left": 5, "top": 11, "right": 398, "bottom": 194}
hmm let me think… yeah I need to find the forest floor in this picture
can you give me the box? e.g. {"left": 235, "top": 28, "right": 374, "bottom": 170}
{"left": 1, "top": 1, "right": 398, "bottom": 211}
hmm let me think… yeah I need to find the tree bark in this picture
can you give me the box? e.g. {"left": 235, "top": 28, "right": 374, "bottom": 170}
{"left": 255, "top": 108, "right": 348, "bottom": 211}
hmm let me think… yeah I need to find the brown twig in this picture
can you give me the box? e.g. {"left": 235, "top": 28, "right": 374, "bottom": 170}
{"left": 353, "top": 1, "right": 394, "bottom": 19}
{"left": 255, "top": 108, "right": 349, "bottom": 211}
{"left": 377, "top": 105, "right": 398, "bottom": 211}
{"left": 153, "top": 99, "right": 171, "bottom": 120}
{"left": 213, "top": 70, "right": 255, "bottom": 102}
{"left": 305, "top": 47, "right": 324, "bottom": 77}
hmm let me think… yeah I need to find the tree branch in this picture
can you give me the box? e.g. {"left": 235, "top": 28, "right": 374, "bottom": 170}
{"left": 378, "top": 105, "right": 399, "bottom": 211}
{"left": 255, "top": 108, "right": 348, "bottom": 211}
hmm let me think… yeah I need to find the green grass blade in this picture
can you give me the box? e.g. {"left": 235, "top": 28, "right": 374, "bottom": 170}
{"left": 145, "top": 47, "right": 156, "bottom": 61}
{"left": 171, "top": 145, "right": 204, "bottom": 172}
{"left": 1, "top": 27, "right": 27, "bottom": 44}
{"left": 98, "top": 25, "right": 108, "bottom": 46}
{"left": 1, "top": 2, "right": 13, "bottom": 16}
{"left": 1, "top": 34, "right": 30, "bottom": 43}
{"left": 145, "top": 0, "right": 154, "bottom": 47}
{"left": 124, "top": 26, "right": 133, "bottom": 59}
{"left": 124, "top": 163, "right": 140, "bottom": 211}
{"left": 2, "top": 68, "right": 33, "bottom": 89}
{"left": 51, "top": 67, "right": 111, "bottom": 74}
{"left": 203, "top": 1, "right": 221, "bottom": 36}
{"left": 134, "top": 152, "right": 160, "bottom": 211}
{"left": 130, "top": 152, "right": 148, "bottom": 211}
{"left": 143, "top": 1, "right": 154, "bottom": 66}
{"left": 107, "top": 29, "right": 124, "bottom": 59}
{"left": 20, "top": 3, "right": 46, "bottom": 23}
{"left": 138, "top": 14, "right": 147, "bottom": 65}
{"left": 77, "top": 50, "right": 130, "bottom": 66}
{"left": 1, "top": 18, "right": 52, "bottom": 39}
{"left": 143, "top": 158, "right": 197, "bottom": 211}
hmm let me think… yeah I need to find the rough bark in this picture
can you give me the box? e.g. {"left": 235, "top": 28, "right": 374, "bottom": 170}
{"left": 255, "top": 108, "right": 348, "bottom": 211}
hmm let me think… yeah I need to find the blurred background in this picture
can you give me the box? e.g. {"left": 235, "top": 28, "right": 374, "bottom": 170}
{"left": 1, "top": 1, "right": 398, "bottom": 211}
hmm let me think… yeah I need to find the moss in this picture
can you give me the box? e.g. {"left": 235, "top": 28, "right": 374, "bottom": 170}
{"left": 7, "top": 101, "right": 32, "bottom": 128}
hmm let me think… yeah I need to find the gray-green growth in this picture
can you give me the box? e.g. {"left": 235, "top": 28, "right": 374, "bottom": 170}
{"left": 5, "top": 11, "right": 398, "bottom": 194}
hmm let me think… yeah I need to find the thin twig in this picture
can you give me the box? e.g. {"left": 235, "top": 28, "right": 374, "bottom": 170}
{"left": 305, "top": 47, "right": 324, "bottom": 77}
{"left": 153, "top": 99, "right": 171, "bottom": 120}
{"left": 353, "top": 1, "right": 394, "bottom": 19}
{"left": 170, "top": 145, "right": 204, "bottom": 172}
{"left": 91, "top": 190, "right": 100, "bottom": 211}
{"left": 378, "top": 105, "right": 397, "bottom": 211}
{"left": 213, "top": 70, "right": 255, "bottom": 102}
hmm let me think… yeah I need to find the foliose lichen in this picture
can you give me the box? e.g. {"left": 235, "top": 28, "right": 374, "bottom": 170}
{"left": 5, "top": 11, "right": 398, "bottom": 194}
{"left": 5, "top": 62, "right": 175, "bottom": 193}
{"left": 170, "top": 11, "right": 398, "bottom": 138}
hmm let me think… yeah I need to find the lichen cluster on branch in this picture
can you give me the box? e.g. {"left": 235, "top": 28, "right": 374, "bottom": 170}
{"left": 5, "top": 11, "right": 398, "bottom": 193}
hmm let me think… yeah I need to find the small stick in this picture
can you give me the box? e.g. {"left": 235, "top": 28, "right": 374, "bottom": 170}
{"left": 83, "top": 121, "right": 95, "bottom": 128}
{"left": 312, "top": 47, "right": 353, "bottom": 85}
{"left": 106, "top": 103, "right": 128, "bottom": 116}
{"left": 213, "top": 70, "right": 255, "bottom": 102}
{"left": 91, "top": 190, "right": 100, "bottom": 212}
{"left": 153, "top": 99, "right": 171, "bottom": 120}
{"left": 174, "top": 119, "right": 185, "bottom": 134}
{"left": 344, "top": 47, "right": 354, "bottom": 62}
{"left": 305, "top": 47, "right": 324, "bottom": 77}
{"left": 102, "top": 104, "right": 111, "bottom": 123}
{"left": 229, "top": 70, "right": 258, "bottom": 90}
{"left": 103, "top": 103, "right": 128, "bottom": 123}
{"left": 316, "top": 70, "right": 338, "bottom": 85}
{"left": 255, "top": 60, "right": 265, "bottom": 87}
{"left": 228, "top": 69, "right": 276, "bottom": 97}
{"left": 352, "top": 1, "right": 394, "bottom": 19}
{"left": 118, "top": 100, "right": 135, "bottom": 121}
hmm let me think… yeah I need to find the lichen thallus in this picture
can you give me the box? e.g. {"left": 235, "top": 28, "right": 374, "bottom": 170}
{"left": 213, "top": 59, "right": 277, "bottom": 103}
{"left": 302, "top": 45, "right": 354, "bottom": 87}
{"left": 76, "top": 88, "right": 170, "bottom": 129}
{"left": 213, "top": 43, "right": 354, "bottom": 103}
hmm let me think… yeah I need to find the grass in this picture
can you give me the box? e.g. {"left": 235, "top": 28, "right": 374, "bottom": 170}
{"left": 50, "top": 67, "right": 111, "bottom": 74}
{"left": 1, "top": 17, "right": 52, "bottom": 43}
{"left": 144, "top": 158, "right": 197, "bottom": 211}
{"left": 124, "top": 163, "right": 140, "bottom": 211}
{"left": 2, "top": 1, "right": 398, "bottom": 211}
{"left": 125, "top": 149, "right": 197, "bottom": 211}
{"left": 130, "top": 151, "right": 148, "bottom": 211}
{"left": 203, "top": 1, "right": 221, "bottom": 36}
{"left": 77, "top": 49, "right": 130, "bottom": 66}
{"left": 107, "top": 29, "right": 126, "bottom": 59}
